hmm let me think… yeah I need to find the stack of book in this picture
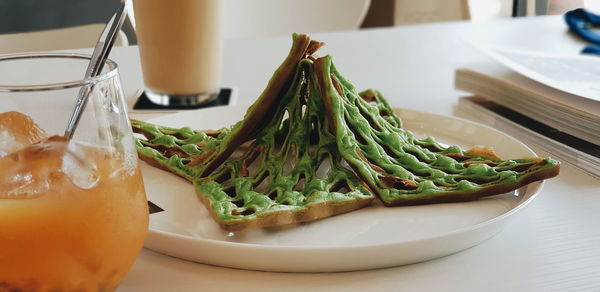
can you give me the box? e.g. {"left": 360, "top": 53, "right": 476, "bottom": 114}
{"left": 454, "top": 47, "right": 599, "bottom": 178}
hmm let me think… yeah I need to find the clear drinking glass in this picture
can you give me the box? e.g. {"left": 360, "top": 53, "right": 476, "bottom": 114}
{"left": 0, "top": 53, "right": 148, "bottom": 291}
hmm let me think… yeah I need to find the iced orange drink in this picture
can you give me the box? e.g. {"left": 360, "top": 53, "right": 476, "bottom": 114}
{"left": 0, "top": 113, "right": 148, "bottom": 291}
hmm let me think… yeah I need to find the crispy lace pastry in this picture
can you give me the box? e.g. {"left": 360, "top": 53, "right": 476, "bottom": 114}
{"left": 132, "top": 34, "right": 560, "bottom": 232}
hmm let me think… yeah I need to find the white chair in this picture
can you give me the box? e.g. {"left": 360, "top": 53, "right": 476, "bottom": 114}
{"left": 126, "top": 0, "right": 370, "bottom": 39}
{"left": 223, "top": 0, "right": 371, "bottom": 39}
{"left": 127, "top": 0, "right": 371, "bottom": 39}
{"left": 2, "top": 0, "right": 368, "bottom": 54}
{"left": 0, "top": 23, "right": 129, "bottom": 54}
{"left": 222, "top": 0, "right": 371, "bottom": 39}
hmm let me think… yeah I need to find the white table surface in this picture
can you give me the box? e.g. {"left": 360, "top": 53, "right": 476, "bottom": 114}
{"left": 66, "top": 15, "right": 599, "bottom": 291}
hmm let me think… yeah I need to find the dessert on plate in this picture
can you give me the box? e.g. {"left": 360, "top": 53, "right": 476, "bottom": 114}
{"left": 133, "top": 34, "right": 560, "bottom": 232}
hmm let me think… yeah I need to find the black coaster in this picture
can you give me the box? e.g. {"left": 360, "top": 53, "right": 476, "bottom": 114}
{"left": 133, "top": 88, "right": 232, "bottom": 110}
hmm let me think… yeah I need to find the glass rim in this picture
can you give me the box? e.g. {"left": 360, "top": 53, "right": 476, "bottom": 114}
{"left": 0, "top": 52, "right": 119, "bottom": 92}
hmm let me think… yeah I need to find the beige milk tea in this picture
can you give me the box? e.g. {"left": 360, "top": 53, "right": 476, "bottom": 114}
{"left": 134, "top": 0, "right": 222, "bottom": 95}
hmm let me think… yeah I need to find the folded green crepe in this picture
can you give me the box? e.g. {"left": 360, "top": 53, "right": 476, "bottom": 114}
{"left": 132, "top": 34, "right": 560, "bottom": 232}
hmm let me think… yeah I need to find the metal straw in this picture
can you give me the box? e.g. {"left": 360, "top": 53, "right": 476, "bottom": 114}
{"left": 64, "top": 1, "right": 127, "bottom": 138}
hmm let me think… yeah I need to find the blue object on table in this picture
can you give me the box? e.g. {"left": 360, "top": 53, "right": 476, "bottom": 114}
{"left": 564, "top": 8, "right": 600, "bottom": 56}
{"left": 581, "top": 44, "right": 600, "bottom": 55}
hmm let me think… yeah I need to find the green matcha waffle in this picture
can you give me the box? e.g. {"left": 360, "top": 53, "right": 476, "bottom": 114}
{"left": 313, "top": 56, "right": 560, "bottom": 206}
{"left": 133, "top": 34, "right": 559, "bottom": 232}
{"left": 133, "top": 34, "right": 374, "bottom": 232}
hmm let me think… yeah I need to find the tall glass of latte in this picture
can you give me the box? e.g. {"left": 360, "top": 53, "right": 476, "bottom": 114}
{"left": 133, "top": 0, "right": 222, "bottom": 106}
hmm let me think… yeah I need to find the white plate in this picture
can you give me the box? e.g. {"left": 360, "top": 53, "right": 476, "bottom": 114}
{"left": 141, "top": 105, "right": 543, "bottom": 272}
